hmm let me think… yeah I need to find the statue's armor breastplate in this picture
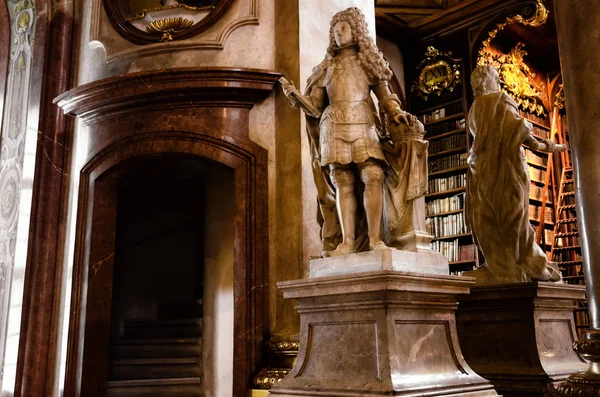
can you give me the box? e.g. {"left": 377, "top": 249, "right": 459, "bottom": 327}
{"left": 323, "top": 55, "right": 372, "bottom": 125}
{"left": 318, "top": 53, "right": 386, "bottom": 166}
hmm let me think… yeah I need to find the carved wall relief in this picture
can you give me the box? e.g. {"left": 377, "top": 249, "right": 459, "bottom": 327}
{"left": 0, "top": 0, "right": 35, "bottom": 390}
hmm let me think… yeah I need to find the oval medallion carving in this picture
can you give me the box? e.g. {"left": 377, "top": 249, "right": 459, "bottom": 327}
{"left": 103, "top": 0, "right": 235, "bottom": 44}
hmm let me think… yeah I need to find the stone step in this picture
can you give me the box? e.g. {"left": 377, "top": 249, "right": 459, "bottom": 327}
{"left": 106, "top": 378, "right": 201, "bottom": 397}
{"left": 108, "top": 357, "right": 201, "bottom": 381}
{"left": 109, "top": 338, "right": 202, "bottom": 359}
{"left": 122, "top": 318, "right": 202, "bottom": 339}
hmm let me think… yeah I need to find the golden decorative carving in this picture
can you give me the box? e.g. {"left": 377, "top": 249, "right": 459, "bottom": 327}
{"left": 479, "top": 43, "right": 546, "bottom": 116}
{"left": 251, "top": 340, "right": 299, "bottom": 390}
{"left": 146, "top": 17, "right": 195, "bottom": 42}
{"left": 252, "top": 368, "right": 290, "bottom": 389}
{"left": 476, "top": 0, "right": 549, "bottom": 116}
{"left": 411, "top": 46, "right": 461, "bottom": 101}
{"left": 555, "top": 83, "right": 565, "bottom": 110}
{"left": 126, "top": 4, "right": 215, "bottom": 22}
{"left": 267, "top": 340, "right": 300, "bottom": 352}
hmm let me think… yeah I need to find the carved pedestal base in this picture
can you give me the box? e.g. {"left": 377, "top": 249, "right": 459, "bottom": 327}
{"left": 456, "top": 282, "right": 587, "bottom": 397}
{"left": 270, "top": 267, "right": 499, "bottom": 396}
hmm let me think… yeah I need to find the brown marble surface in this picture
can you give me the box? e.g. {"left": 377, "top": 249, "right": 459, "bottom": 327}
{"left": 55, "top": 67, "right": 280, "bottom": 397}
{"left": 13, "top": 2, "right": 72, "bottom": 397}
{"left": 457, "top": 282, "right": 587, "bottom": 396}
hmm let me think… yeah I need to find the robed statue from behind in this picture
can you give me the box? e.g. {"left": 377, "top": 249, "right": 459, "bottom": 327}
{"left": 464, "top": 65, "right": 565, "bottom": 284}
{"left": 281, "top": 7, "right": 431, "bottom": 258}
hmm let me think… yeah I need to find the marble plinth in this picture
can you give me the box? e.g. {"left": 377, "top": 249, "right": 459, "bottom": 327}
{"left": 270, "top": 268, "right": 499, "bottom": 397}
{"left": 456, "top": 282, "right": 587, "bottom": 397}
{"left": 309, "top": 248, "right": 448, "bottom": 278}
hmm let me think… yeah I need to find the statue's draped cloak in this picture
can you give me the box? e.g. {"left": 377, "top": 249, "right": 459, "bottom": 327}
{"left": 465, "top": 91, "right": 560, "bottom": 283}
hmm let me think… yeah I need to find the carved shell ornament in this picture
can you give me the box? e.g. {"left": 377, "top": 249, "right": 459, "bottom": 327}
{"left": 103, "top": 0, "right": 235, "bottom": 44}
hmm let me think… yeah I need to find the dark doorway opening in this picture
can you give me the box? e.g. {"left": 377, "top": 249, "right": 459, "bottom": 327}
{"left": 107, "top": 156, "right": 209, "bottom": 396}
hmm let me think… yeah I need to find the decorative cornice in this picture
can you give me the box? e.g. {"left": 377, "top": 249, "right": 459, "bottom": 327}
{"left": 53, "top": 67, "right": 282, "bottom": 124}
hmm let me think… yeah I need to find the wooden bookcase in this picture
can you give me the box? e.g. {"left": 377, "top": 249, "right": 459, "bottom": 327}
{"left": 410, "top": 48, "right": 478, "bottom": 276}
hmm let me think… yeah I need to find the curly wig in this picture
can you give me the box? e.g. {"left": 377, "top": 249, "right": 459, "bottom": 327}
{"left": 316, "top": 7, "right": 392, "bottom": 82}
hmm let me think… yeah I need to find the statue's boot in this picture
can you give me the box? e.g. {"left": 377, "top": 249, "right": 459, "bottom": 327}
{"left": 369, "top": 240, "right": 389, "bottom": 251}
{"left": 323, "top": 241, "right": 355, "bottom": 257}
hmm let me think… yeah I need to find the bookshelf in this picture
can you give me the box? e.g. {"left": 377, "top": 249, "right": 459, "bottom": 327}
{"left": 410, "top": 48, "right": 476, "bottom": 275}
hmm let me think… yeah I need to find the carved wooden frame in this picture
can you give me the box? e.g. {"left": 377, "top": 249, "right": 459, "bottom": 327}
{"left": 55, "top": 68, "right": 280, "bottom": 397}
{"left": 102, "top": 0, "right": 236, "bottom": 44}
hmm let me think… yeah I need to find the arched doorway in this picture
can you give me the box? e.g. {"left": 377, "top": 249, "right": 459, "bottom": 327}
{"left": 54, "top": 68, "right": 280, "bottom": 397}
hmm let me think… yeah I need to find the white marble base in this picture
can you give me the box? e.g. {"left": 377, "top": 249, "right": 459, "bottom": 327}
{"left": 309, "top": 248, "right": 448, "bottom": 278}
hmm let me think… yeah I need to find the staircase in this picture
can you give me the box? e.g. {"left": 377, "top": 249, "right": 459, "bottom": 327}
{"left": 107, "top": 318, "right": 203, "bottom": 396}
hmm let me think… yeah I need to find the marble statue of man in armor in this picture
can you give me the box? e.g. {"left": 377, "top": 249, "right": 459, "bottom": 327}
{"left": 282, "top": 7, "right": 423, "bottom": 257}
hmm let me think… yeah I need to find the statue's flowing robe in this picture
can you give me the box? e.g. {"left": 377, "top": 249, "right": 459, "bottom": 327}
{"left": 465, "top": 91, "right": 561, "bottom": 283}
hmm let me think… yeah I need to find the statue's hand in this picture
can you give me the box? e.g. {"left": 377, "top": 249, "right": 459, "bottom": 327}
{"left": 281, "top": 79, "right": 296, "bottom": 98}
{"left": 393, "top": 112, "right": 418, "bottom": 126}
{"left": 280, "top": 78, "right": 298, "bottom": 108}
{"left": 393, "top": 112, "right": 409, "bottom": 125}
{"left": 555, "top": 143, "right": 568, "bottom": 152}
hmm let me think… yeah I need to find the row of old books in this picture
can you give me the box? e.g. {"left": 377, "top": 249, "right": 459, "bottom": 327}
{"left": 429, "top": 153, "right": 468, "bottom": 173}
{"left": 545, "top": 229, "right": 554, "bottom": 242}
{"left": 429, "top": 132, "right": 466, "bottom": 154}
{"left": 529, "top": 204, "right": 554, "bottom": 223}
{"left": 529, "top": 167, "right": 547, "bottom": 182}
{"left": 525, "top": 149, "right": 548, "bottom": 167}
{"left": 425, "top": 212, "right": 470, "bottom": 238}
{"left": 532, "top": 126, "right": 550, "bottom": 139}
{"left": 426, "top": 193, "right": 465, "bottom": 216}
{"left": 430, "top": 240, "right": 476, "bottom": 263}
{"left": 575, "top": 309, "right": 590, "bottom": 326}
{"left": 530, "top": 184, "right": 553, "bottom": 202}
{"left": 428, "top": 174, "right": 466, "bottom": 194}
{"left": 426, "top": 118, "right": 466, "bottom": 136}
{"left": 418, "top": 102, "right": 463, "bottom": 124}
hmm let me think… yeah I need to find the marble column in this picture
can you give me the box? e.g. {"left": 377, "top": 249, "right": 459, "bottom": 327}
{"left": 552, "top": 0, "right": 600, "bottom": 393}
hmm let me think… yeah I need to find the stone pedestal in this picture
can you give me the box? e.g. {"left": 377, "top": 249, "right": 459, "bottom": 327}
{"left": 456, "top": 282, "right": 587, "bottom": 396}
{"left": 270, "top": 258, "right": 499, "bottom": 396}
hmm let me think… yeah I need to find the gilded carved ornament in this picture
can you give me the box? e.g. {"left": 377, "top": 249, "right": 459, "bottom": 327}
{"left": 411, "top": 46, "right": 462, "bottom": 101}
{"left": 555, "top": 83, "right": 565, "bottom": 110}
{"left": 476, "top": 0, "right": 549, "bottom": 116}
{"left": 146, "top": 17, "right": 195, "bottom": 42}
